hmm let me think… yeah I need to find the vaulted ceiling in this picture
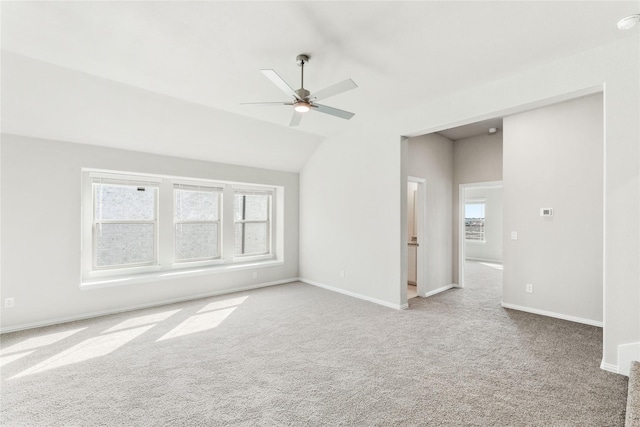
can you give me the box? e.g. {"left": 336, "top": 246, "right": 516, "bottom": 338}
{"left": 1, "top": 1, "right": 636, "bottom": 171}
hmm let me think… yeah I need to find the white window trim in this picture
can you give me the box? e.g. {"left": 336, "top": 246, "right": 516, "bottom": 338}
{"left": 84, "top": 173, "right": 162, "bottom": 278}
{"left": 173, "top": 183, "right": 223, "bottom": 264}
{"left": 81, "top": 169, "right": 283, "bottom": 287}
{"left": 232, "top": 187, "right": 274, "bottom": 260}
{"left": 80, "top": 259, "right": 285, "bottom": 289}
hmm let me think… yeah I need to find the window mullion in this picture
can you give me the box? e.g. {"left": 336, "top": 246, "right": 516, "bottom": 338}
{"left": 222, "top": 186, "right": 235, "bottom": 263}
{"left": 158, "top": 180, "right": 173, "bottom": 269}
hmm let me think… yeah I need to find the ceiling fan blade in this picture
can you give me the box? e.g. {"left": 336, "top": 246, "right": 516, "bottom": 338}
{"left": 290, "top": 111, "right": 303, "bottom": 127}
{"left": 312, "top": 103, "right": 355, "bottom": 120}
{"left": 260, "top": 69, "right": 300, "bottom": 100}
{"left": 240, "top": 101, "right": 293, "bottom": 106}
{"left": 312, "top": 79, "right": 358, "bottom": 101}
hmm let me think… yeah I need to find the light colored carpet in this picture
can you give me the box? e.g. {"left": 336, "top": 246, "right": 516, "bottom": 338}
{"left": 628, "top": 361, "right": 640, "bottom": 426}
{"left": 0, "top": 261, "right": 629, "bottom": 426}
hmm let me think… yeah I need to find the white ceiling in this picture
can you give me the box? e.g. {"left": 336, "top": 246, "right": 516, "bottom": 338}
{"left": 1, "top": 1, "right": 637, "bottom": 171}
{"left": 437, "top": 118, "right": 503, "bottom": 141}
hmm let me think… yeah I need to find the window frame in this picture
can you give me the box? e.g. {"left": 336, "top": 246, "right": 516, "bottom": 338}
{"left": 173, "top": 183, "right": 223, "bottom": 264}
{"left": 232, "top": 187, "right": 274, "bottom": 260}
{"left": 464, "top": 198, "right": 486, "bottom": 242}
{"left": 81, "top": 169, "right": 280, "bottom": 284}
{"left": 86, "top": 173, "right": 162, "bottom": 278}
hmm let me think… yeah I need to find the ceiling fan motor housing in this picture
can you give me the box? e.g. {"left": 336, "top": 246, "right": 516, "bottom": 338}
{"left": 295, "top": 88, "right": 310, "bottom": 100}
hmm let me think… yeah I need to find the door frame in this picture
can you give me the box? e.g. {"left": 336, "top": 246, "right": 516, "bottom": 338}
{"left": 408, "top": 176, "right": 426, "bottom": 298}
{"left": 458, "top": 180, "right": 502, "bottom": 288}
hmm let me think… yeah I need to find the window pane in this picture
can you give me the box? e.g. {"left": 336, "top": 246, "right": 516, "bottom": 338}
{"left": 234, "top": 194, "right": 268, "bottom": 221}
{"left": 465, "top": 203, "right": 485, "bottom": 219}
{"left": 175, "top": 190, "right": 219, "bottom": 221}
{"left": 95, "top": 184, "right": 156, "bottom": 220}
{"left": 175, "top": 223, "right": 219, "bottom": 261}
{"left": 465, "top": 202, "right": 485, "bottom": 241}
{"left": 96, "top": 223, "right": 155, "bottom": 267}
{"left": 235, "top": 222, "right": 268, "bottom": 255}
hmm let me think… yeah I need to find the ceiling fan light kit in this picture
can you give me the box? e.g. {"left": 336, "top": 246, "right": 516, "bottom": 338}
{"left": 243, "top": 54, "right": 358, "bottom": 127}
{"left": 294, "top": 101, "right": 311, "bottom": 113}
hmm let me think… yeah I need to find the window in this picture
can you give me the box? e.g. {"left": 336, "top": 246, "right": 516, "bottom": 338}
{"left": 92, "top": 177, "right": 159, "bottom": 269}
{"left": 465, "top": 200, "right": 486, "bottom": 241}
{"left": 174, "top": 184, "right": 222, "bottom": 262}
{"left": 234, "top": 190, "right": 272, "bottom": 256}
{"left": 82, "top": 170, "right": 281, "bottom": 283}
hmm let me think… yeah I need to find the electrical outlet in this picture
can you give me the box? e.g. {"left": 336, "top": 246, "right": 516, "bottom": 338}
{"left": 526, "top": 283, "right": 533, "bottom": 294}
{"left": 511, "top": 231, "right": 518, "bottom": 240}
{"left": 252, "top": 272, "right": 258, "bottom": 279}
{"left": 340, "top": 269, "right": 346, "bottom": 278}
{"left": 4, "top": 297, "right": 15, "bottom": 308}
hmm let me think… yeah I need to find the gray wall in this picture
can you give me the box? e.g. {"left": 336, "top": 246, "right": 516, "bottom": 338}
{"left": 407, "top": 133, "right": 454, "bottom": 293}
{"left": 502, "top": 93, "right": 603, "bottom": 323}
{"left": 0, "top": 135, "right": 300, "bottom": 330}
{"left": 453, "top": 132, "right": 503, "bottom": 282}
{"left": 464, "top": 186, "right": 503, "bottom": 263}
{"left": 300, "top": 36, "right": 638, "bottom": 370}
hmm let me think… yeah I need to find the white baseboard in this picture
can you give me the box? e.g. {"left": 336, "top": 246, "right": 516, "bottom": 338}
{"left": 600, "top": 360, "right": 619, "bottom": 375}
{"left": 0, "top": 278, "right": 298, "bottom": 334}
{"left": 424, "top": 284, "right": 455, "bottom": 298}
{"left": 500, "top": 302, "right": 603, "bottom": 327}
{"left": 299, "top": 278, "right": 405, "bottom": 310}
{"left": 618, "top": 342, "right": 640, "bottom": 376}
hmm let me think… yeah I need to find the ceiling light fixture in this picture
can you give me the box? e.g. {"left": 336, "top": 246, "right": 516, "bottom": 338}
{"left": 489, "top": 127, "right": 498, "bottom": 134}
{"left": 617, "top": 14, "right": 640, "bottom": 30}
{"left": 294, "top": 101, "right": 311, "bottom": 113}
{"left": 242, "top": 54, "right": 357, "bottom": 127}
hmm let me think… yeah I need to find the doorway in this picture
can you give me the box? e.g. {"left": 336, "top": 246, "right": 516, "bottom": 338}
{"left": 458, "top": 181, "right": 503, "bottom": 288}
{"left": 407, "top": 177, "right": 425, "bottom": 300}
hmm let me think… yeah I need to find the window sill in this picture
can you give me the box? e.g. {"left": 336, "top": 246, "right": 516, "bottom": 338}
{"left": 80, "top": 259, "right": 284, "bottom": 290}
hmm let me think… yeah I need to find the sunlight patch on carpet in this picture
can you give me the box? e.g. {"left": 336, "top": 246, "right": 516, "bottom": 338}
{"left": 10, "top": 325, "right": 154, "bottom": 379}
{"left": 0, "top": 328, "right": 86, "bottom": 356}
{"left": 198, "top": 296, "right": 248, "bottom": 313}
{"left": 102, "top": 309, "right": 181, "bottom": 333}
{"left": 0, "top": 351, "right": 34, "bottom": 368}
{"left": 156, "top": 307, "right": 237, "bottom": 341}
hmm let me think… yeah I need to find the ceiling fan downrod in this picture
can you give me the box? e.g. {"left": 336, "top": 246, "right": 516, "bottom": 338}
{"left": 295, "top": 54, "right": 310, "bottom": 100}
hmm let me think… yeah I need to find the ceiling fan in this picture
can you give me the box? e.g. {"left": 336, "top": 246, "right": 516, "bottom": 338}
{"left": 243, "top": 54, "right": 357, "bottom": 127}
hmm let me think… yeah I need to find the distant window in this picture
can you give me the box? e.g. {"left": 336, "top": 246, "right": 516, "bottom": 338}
{"left": 93, "top": 177, "right": 159, "bottom": 269}
{"left": 234, "top": 190, "right": 272, "bottom": 256}
{"left": 174, "top": 184, "right": 222, "bottom": 262}
{"left": 465, "top": 200, "right": 485, "bottom": 241}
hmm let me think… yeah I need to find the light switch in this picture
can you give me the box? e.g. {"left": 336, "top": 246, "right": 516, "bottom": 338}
{"left": 511, "top": 231, "right": 518, "bottom": 240}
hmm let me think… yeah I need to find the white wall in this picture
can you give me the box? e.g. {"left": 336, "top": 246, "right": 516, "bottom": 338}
{"left": 0, "top": 135, "right": 300, "bottom": 330}
{"left": 502, "top": 93, "right": 603, "bottom": 324}
{"left": 1, "top": 52, "right": 323, "bottom": 173}
{"left": 464, "top": 186, "right": 503, "bottom": 263}
{"left": 453, "top": 133, "right": 503, "bottom": 281}
{"left": 300, "top": 35, "right": 639, "bottom": 370}
{"left": 299, "top": 124, "right": 403, "bottom": 307}
{"left": 407, "top": 134, "right": 454, "bottom": 294}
